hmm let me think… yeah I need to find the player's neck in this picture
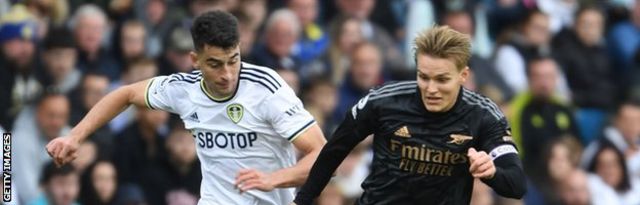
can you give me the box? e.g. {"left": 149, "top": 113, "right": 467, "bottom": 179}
{"left": 202, "top": 80, "right": 233, "bottom": 100}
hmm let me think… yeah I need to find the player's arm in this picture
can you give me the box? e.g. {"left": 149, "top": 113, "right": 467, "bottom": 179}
{"left": 235, "top": 124, "right": 326, "bottom": 192}
{"left": 469, "top": 113, "right": 526, "bottom": 199}
{"left": 294, "top": 96, "right": 375, "bottom": 205}
{"left": 46, "top": 79, "right": 152, "bottom": 166}
{"left": 272, "top": 124, "right": 326, "bottom": 187}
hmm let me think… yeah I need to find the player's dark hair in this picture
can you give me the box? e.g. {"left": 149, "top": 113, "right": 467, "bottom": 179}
{"left": 191, "top": 10, "right": 240, "bottom": 51}
{"left": 40, "top": 161, "right": 77, "bottom": 184}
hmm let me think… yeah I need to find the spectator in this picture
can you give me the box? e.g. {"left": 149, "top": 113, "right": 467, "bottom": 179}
{"left": 112, "top": 58, "right": 159, "bottom": 88}
{"left": 326, "top": 16, "right": 364, "bottom": 84}
{"left": 587, "top": 143, "right": 640, "bottom": 205}
{"left": 109, "top": 58, "right": 159, "bottom": 133}
{"left": 333, "top": 137, "right": 372, "bottom": 200}
{"left": 529, "top": 136, "right": 583, "bottom": 205}
{"left": 553, "top": 6, "right": 616, "bottom": 142}
{"left": 332, "top": 42, "right": 383, "bottom": 124}
{"left": 0, "top": 5, "right": 42, "bottom": 130}
{"left": 79, "top": 160, "right": 119, "bottom": 205}
{"left": 24, "top": 0, "right": 67, "bottom": 41}
{"left": 236, "top": 0, "right": 267, "bottom": 30}
{"left": 141, "top": 125, "right": 201, "bottom": 205}
{"left": 486, "top": 0, "right": 531, "bottom": 40}
{"left": 234, "top": 10, "right": 258, "bottom": 60}
{"left": 509, "top": 57, "right": 581, "bottom": 177}
{"left": 71, "top": 140, "right": 98, "bottom": 174}
{"left": 158, "top": 25, "right": 194, "bottom": 75}
{"left": 114, "top": 184, "right": 147, "bottom": 205}
{"left": 108, "top": 0, "right": 135, "bottom": 23}
{"left": 277, "top": 68, "right": 301, "bottom": 95}
{"left": 334, "top": 0, "right": 406, "bottom": 72}
{"left": 558, "top": 169, "right": 591, "bottom": 205}
{"left": 494, "top": 9, "right": 552, "bottom": 94}
{"left": 302, "top": 78, "right": 337, "bottom": 133}
{"left": 13, "top": 93, "right": 70, "bottom": 204}
{"left": 70, "top": 4, "right": 119, "bottom": 80}
{"left": 69, "top": 73, "right": 111, "bottom": 126}
{"left": 24, "top": 0, "right": 69, "bottom": 27}
{"left": 38, "top": 26, "right": 81, "bottom": 94}
{"left": 288, "top": 0, "right": 329, "bottom": 66}
{"left": 537, "top": 0, "right": 580, "bottom": 33}
{"left": 188, "top": 0, "right": 237, "bottom": 17}
{"left": 402, "top": 0, "right": 435, "bottom": 68}
{"left": 68, "top": 73, "right": 114, "bottom": 158}
{"left": 133, "top": 0, "right": 178, "bottom": 58}
{"left": 163, "top": 126, "right": 201, "bottom": 195}
{"left": 442, "top": 10, "right": 513, "bottom": 103}
{"left": 113, "top": 104, "right": 169, "bottom": 185}
{"left": 249, "top": 9, "right": 301, "bottom": 72}
{"left": 369, "top": 0, "right": 409, "bottom": 43}
{"left": 115, "top": 20, "right": 147, "bottom": 70}
{"left": 608, "top": 0, "right": 640, "bottom": 86}
{"left": 165, "top": 190, "right": 198, "bottom": 205}
{"left": 582, "top": 101, "right": 640, "bottom": 177}
{"left": 29, "top": 163, "right": 80, "bottom": 205}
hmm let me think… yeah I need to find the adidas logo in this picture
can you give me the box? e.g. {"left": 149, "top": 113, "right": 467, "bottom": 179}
{"left": 189, "top": 112, "right": 200, "bottom": 123}
{"left": 394, "top": 126, "right": 411, "bottom": 138}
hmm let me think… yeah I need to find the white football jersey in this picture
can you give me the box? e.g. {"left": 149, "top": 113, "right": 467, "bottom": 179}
{"left": 145, "top": 62, "right": 316, "bottom": 205}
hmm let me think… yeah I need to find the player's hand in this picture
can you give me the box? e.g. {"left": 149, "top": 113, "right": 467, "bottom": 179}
{"left": 467, "top": 148, "right": 495, "bottom": 179}
{"left": 45, "top": 136, "right": 80, "bottom": 167}
{"left": 235, "top": 169, "right": 275, "bottom": 193}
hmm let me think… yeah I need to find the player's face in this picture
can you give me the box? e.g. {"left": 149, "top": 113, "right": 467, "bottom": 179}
{"left": 191, "top": 44, "right": 241, "bottom": 99}
{"left": 416, "top": 54, "right": 469, "bottom": 112}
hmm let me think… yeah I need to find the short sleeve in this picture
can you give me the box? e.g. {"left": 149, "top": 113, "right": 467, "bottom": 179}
{"left": 145, "top": 75, "right": 181, "bottom": 113}
{"left": 478, "top": 113, "right": 519, "bottom": 161}
{"left": 263, "top": 85, "right": 316, "bottom": 142}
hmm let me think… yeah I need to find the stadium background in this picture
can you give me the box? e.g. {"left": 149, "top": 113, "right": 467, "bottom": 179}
{"left": 1, "top": 0, "right": 640, "bottom": 204}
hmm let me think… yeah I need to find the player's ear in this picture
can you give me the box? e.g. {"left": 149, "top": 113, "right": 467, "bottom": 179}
{"left": 460, "top": 66, "right": 470, "bottom": 83}
{"left": 190, "top": 51, "right": 200, "bottom": 70}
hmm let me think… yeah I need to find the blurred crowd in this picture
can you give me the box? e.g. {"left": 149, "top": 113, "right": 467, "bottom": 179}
{"left": 1, "top": 0, "right": 640, "bottom": 205}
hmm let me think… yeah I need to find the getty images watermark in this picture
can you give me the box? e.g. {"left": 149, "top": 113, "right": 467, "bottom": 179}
{"left": 3, "top": 132, "right": 11, "bottom": 202}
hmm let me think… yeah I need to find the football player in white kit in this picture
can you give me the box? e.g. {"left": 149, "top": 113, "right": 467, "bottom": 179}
{"left": 46, "top": 11, "right": 326, "bottom": 205}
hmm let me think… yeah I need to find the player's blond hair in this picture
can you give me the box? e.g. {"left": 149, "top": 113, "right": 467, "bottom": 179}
{"left": 414, "top": 25, "right": 471, "bottom": 70}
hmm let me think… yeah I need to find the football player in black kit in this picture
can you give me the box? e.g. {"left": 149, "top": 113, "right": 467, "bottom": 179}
{"left": 293, "top": 26, "right": 526, "bottom": 205}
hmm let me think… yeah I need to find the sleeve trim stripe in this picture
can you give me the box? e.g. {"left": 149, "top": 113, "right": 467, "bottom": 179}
{"left": 239, "top": 76, "right": 276, "bottom": 93}
{"left": 287, "top": 120, "right": 316, "bottom": 142}
{"left": 241, "top": 69, "right": 282, "bottom": 87}
{"left": 241, "top": 62, "right": 283, "bottom": 87}
{"left": 145, "top": 78, "right": 156, "bottom": 110}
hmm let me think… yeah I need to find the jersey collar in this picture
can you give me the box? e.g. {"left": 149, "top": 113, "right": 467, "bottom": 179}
{"left": 199, "top": 67, "right": 241, "bottom": 103}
